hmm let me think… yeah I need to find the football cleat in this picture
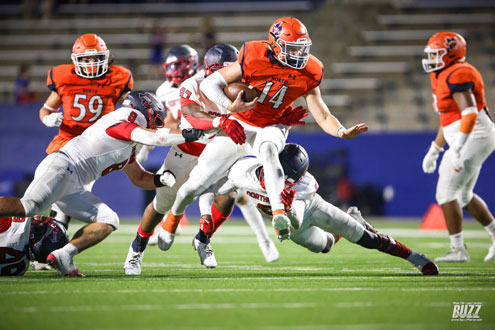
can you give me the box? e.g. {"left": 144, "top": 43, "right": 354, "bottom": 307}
{"left": 347, "top": 206, "right": 377, "bottom": 233}
{"left": 192, "top": 238, "right": 217, "bottom": 268}
{"left": 47, "top": 249, "right": 85, "bottom": 277}
{"left": 148, "top": 224, "right": 182, "bottom": 246}
{"left": 124, "top": 243, "right": 144, "bottom": 275}
{"left": 407, "top": 251, "right": 439, "bottom": 275}
{"left": 31, "top": 261, "right": 51, "bottom": 271}
{"left": 484, "top": 242, "right": 495, "bottom": 262}
{"left": 434, "top": 245, "right": 470, "bottom": 262}
{"left": 157, "top": 227, "right": 175, "bottom": 251}
{"left": 272, "top": 214, "right": 291, "bottom": 241}
{"left": 259, "top": 239, "right": 279, "bottom": 263}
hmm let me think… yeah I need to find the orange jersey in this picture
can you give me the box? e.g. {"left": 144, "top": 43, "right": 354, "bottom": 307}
{"left": 429, "top": 61, "right": 486, "bottom": 127}
{"left": 232, "top": 41, "right": 323, "bottom": 127}
{"left": 45, "top": 64, "right": 133, "bottom": 153}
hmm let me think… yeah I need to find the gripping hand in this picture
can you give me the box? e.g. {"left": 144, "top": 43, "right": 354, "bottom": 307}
{"left": 42, "top": 112, "right": 64, "bottom": 127}
{"left": 422, "top": 141, "right": 444, "bottom": 174}
{"left": 182, "top": 128, "right": 205, "bottom": 142}
{"left": 281, "top": 188, "right": 296, "bottom": 213}
{"left": 219, "top": 116, "right": 246, "bottom": 144}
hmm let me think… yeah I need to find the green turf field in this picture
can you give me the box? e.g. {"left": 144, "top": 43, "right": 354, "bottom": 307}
{"left": 1, "top": 219, "right": 494, "bottom": 330}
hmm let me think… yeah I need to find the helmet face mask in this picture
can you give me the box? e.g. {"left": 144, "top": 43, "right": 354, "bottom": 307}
{"left": 162, "top": 45, "right": 199, "bottom": 85}
{"left": 422, "top": 32, "right": 466, "bottom": 73}
{"left": 269, "top": 17, "right": 312, "bottom": 69}
{"left": 123, "top": 91, "right": 165, "bottom": 129}
{"left": 203, "top": 43, "right": 239, "bottom": 76}
{"left": 71, "top": 34, "right": 110, "bottom": 78}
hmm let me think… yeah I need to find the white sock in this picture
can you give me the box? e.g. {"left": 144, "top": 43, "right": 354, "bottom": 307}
{"left": 449, "top": 232, "right": 464, "bottom": 249}
{"left": 62, "top": 243, "right": 79, "bottom": 257}
{"left": 238, "top": 201, "right": 270, "bottom": 244}
{"left": 484, "top": 221, "right": 495, "bottom": 242}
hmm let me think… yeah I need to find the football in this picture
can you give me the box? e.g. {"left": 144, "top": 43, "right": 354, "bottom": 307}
{"left": 223, "top": 82, "right": 260, "bottom": 102}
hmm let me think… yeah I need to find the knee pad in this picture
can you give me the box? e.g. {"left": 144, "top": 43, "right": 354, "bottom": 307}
{"left": 153, "top": 190, "right": 176, "bottom": 215}
{"left": 96, "top": 208, "right": 119, "bottom": 231}
{"left": 459, "top": 191, "right": 474, "bottom": 208}
{"left": 435, "top": 187, "right": 457, "bottom": 206}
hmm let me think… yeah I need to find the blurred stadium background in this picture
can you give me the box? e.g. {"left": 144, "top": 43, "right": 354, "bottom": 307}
{"left": 0, "top": 0, "right": 494, "bottom": 220}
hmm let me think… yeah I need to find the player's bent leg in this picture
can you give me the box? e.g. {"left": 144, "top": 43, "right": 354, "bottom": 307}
{"left": 290, "top": 226, "right": 330, "bottom": 253}
{"left": 356, "top": 230, "right": 438, "bottom": 275}
{"left": 50, "top": 203, "right": 71, "bottom": 229}
{"left": 237, "top": 194, "right": 279, "bottom": 262}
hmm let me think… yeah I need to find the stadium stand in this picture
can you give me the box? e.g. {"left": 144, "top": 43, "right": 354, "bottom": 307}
{"left": 0, "top": 0, "right": 493, "bottom": 131}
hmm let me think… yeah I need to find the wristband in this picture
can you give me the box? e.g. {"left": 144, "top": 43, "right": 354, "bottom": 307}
{"left": 212, "top": 117, "right": 222, "bottom": 128}
{"left": 336, "top": 126, "right": 346, "bottom": 138}
{"left": 44, "top": 103, "right": 59, "bottom": 112}
{"left": 154, "top": 174, "right": 165, "bottom": 187}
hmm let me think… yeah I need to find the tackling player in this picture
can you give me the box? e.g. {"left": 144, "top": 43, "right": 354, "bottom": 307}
{"left": 39, "top": 33, "right": 134, "bottom": 229}
{"left": 204, "top": 143, "right": 438, "bottom": 275}
{"left": 0, "top": 215, "right": 68, "bottom": 276}
{"left": 124, "top": 44, "right": 279, "bottom": 275}
{"left": 0, "top": 91, "right": 204, "bottom": 276}
{"left": 161, "top": 17, "right": 368, "bottom": 243}
{"left": 421, "top": 32, "right": 495, "bottom": 262}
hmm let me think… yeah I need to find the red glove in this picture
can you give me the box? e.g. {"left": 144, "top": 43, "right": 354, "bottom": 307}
{"left": 285, "top": 106, "right": 308, "bottom": 126}
{"left": 219, "top": 116, "right": 246, "bottom": 144}
{"left": 281, "top": 188, "right": 296, "bottom": 212}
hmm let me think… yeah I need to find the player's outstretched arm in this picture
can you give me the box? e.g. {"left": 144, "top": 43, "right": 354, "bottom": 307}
{"left": 304, "top": 87, "right": 368, "bottom": 138}
{"left": 130, "top": 127, "right": 204, "bottom": 146}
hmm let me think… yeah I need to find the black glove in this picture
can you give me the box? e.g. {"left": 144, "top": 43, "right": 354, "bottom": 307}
{"left": 182, "top": 128, "right": 204, "bottom": 142}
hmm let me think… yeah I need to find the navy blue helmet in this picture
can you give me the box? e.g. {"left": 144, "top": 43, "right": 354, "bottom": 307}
{"left": 29, "top": 216, "right": 69, "bottom": 263}
{"left": 123, "top": 91, "right": 165, "bottom": 129}
{"left": 204, "top": 43, "right": 239, "bottom": 76}
{"left": 279, "top": 143, "right": 309, "bottom": 183}
{"left": 163, "top": 44, "right": 199, "bottom": 85}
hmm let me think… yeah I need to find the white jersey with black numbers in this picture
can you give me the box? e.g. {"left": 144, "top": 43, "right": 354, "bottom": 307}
{"left": 0, "top": 217, "right": 30, "bottom": 276}
{"left": 59, "top": 106, "right": 146, "bottom": 186}
{"left": 227, "top": 157, "right": 318, "bottom": 217}
{"left": 156, "top": 81, "right": 181, "bottom": 121}
{"left": 178, "top": 73, "right": 230, "bottom": 130}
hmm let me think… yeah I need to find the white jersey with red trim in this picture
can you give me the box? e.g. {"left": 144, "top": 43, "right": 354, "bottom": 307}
{"left": 179, "top": 73, "right": 230, "bottom": 131}
{"left": 60, "top": 106, "right": 146, "bottom": 185}
{"left": 0, "top": 217, "right": 30, "bottom": 276}
{"left": 156, "top": 81, "right": 181, "bottom": 121}
{"left": 225, "top": 157, "right": 318, "bottom": 217}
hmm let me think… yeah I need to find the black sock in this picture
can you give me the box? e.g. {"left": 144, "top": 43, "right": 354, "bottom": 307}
{"left": 132, "top": 234, "right": 149, "bottom": 252}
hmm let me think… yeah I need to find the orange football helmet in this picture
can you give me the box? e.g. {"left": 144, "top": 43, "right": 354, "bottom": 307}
{"left": 268, "top": 17, "right": 312, "bottom": 69}
{"left": 71, "top": 33, "right": 110, "bottom": 78}
{"left": 422, "top": 32, "right": 466, "bottom": 73}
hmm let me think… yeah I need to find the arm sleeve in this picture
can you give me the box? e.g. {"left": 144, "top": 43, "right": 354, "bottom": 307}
{"left": 199, "top": 71, "right": 232, "bottom": 109}
{"left": 106, "top": 122, "right": 140, "bottom": 141}
{"left": 130, "top": 127, "right": 186, "bottom": 146}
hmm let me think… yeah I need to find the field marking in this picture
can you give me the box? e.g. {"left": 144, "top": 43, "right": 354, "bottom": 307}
{"left": 14, "top": 302, "right": 318, "bottom": 313}
{"left": 4, "top": 286, "right": 495, "bottom": 295}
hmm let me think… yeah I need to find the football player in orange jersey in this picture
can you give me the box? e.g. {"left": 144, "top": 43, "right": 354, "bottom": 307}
{"left": 38, "top": 33, "right": 134, "bottom": 229}
{"left": 161, "top": 17, "right": 367, "bottom": 242}
{"left": 421, "top": 32, "right": 495, "bottom": 262}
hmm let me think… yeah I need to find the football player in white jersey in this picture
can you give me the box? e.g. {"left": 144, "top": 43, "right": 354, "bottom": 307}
{"left": 0, "top": 91, "right": 204, "bottom": 276}
{"left": 0, "top": 215, "right": 68, "bottom": 276}
{"left": 137, "top": 44, "right": 200, "bottom": 163}
{"left": 124, "top": 44, "right": 279, "bottom": 275}
{"left": 204, "top": 144, "right": 439, "bottom": 275}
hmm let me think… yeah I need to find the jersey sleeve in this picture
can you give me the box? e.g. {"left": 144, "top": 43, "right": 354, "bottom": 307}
{"left": 306, "top": 56, "right": 324, "bottom": 89}
{"left": 105, "top": 122, "right": 140, "bottom": 141}
{"left": 46, "top": 68, "right": 56, "bottom": 92}
{"left": 446, "top": 66, "right": 476, "bottom": 95}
